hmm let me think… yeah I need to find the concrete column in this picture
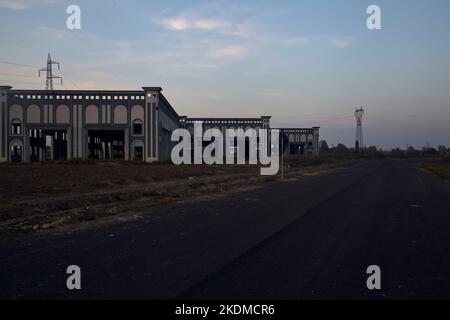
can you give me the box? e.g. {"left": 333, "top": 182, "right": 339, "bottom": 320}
{"left": 0, "top": 100, "right": 4, "bottom": 162}
{"left": 313, "top": 127, "right": 320, "bottom": 156}
{"left": 142, "top": 87, "right": 161, "bottom": 162}
{"left": 261, "top": 116, "right": 271, "bottom": 155}
{"left": 72, "top": 105, "right": 77, "bottom": 158}
{"left": 0, "top": 86, "right": 12, "bottom": 162}
{"left": 80, "top": 105, "right": 85, "bottom": 159}
{"left": 67, "top": 127, "right": 72, "bottom": 160}
{"left": 261, "top": 116, "right": 271, "bottom": 130}
{"left": 124, "top": 129, "right": 129, "bottom": 160}
{"left": 23, "top": 127, "right": 30, "bottom": 162}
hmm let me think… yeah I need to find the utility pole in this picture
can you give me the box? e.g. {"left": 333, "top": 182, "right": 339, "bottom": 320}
{"left": 354, "top": 107, "right": 364, "bottom": 152}
{"left": 39, "top": 53, "right": 62, "bottom": 90}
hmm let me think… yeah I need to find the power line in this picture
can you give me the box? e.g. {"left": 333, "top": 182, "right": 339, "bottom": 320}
{"left": 315, "top": 115, "right": 354, "bottom": 123}
{"left": 0, "top": 60, "right": 40, "bottom": 69}
{"left": 0, "top": 79, "right": 42, "bottom": 85}
{"left": 0, "top": 58, "right": 80, "bottom": 89}
{"left": 290, "top": 115, "right": 353, "bottom": 127}
{"left": 0, "top": 34, "right": 80, "bottom": 88}
{"left": 0, "top": 72, "right": 40, "bottom": 78}
{"left": 59, "top": 69, "right": 80, "bottom": 89}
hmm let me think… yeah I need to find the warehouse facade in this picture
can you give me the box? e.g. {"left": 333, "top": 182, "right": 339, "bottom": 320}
{"left": 0, "top": 85, "right": 319, "bottom": 163}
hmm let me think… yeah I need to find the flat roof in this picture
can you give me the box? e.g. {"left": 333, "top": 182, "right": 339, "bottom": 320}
{"left": 185, "top": 117, "right": 265, "bottom": 121}
{"left": 9, "top": 89, "right": 145, "bottom": 94}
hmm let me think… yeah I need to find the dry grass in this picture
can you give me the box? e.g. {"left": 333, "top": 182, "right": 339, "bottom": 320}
{"left": 423, "top": 157, "right": 450, "bottom": 180}
{"left": 0, "top": 162, "right": 259, "bottom": 221}
{"left": 0, "top": 158, "right": 355, "bottom": 237}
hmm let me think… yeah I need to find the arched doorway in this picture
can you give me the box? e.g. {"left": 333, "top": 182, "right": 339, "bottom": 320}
{"left": 10, "top": 140, "right": 23, "bottom": 162}
{"left": 131, "top": 139, "right": 144, "bottom": 161}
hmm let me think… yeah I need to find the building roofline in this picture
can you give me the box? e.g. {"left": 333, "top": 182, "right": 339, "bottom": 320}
{"left": 142, "top": 87, "right": 162, "bottom": 92}
{"left": 6, "top": 86, "right": 181, "bottom": 119}
{"left": 9, "top": 89, "right": 145, "bottom": 94}
{"left": 272, "top": 127, "right": 320, "bottom": 130}
{"left": 160, "top": 93, "right": 179, "bottom": 117}
{"left": 185, "top": 117, "right": 267, "bottom": 121}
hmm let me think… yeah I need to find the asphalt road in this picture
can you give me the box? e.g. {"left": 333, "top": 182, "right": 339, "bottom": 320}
{"left": 2, "top": 159, "right": 450, "bottom": 299}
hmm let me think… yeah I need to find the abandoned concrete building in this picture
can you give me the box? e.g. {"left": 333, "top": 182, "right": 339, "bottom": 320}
{"left": 0, "top": 85, "right": 320, "bottom": 163}
{"left": 180, "top": 117, "right": 320, "bottom": 157}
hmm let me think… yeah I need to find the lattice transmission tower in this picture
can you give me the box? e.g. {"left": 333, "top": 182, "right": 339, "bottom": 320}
{"left": 354, "top": 107, "right": 364, "bottom": 152}
{"left": 39, "top": 53, "right": 62, "bottom": 90}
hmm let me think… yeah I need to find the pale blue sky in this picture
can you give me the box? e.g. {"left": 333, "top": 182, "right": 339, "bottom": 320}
{"left": 1, "top": 0, "right": 449, "bottom": 149}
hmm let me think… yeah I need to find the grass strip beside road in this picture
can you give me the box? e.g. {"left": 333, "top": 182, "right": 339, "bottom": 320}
{"left": 423, "top": 157, "right": 450, "bottom": 180}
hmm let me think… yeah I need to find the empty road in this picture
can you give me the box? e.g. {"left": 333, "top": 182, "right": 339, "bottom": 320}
{"left": 2, "top": 159, "right": 450, "bottom": 299}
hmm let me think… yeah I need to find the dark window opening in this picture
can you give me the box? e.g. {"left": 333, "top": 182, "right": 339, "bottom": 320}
{"left": 11, "top": 122, "right": 21, "bottom": 135}
{"left": 29, "top": 129, "right": 67, "bottom": 162}
{"left": 133, "top": 120, "right": 143, "bottom": 135}
{"left": 134, "top": 146, "right": 143, "bottom": 161}
{"left": 88, "top": 130, "right": 125, "bottom": 160}
{"left": 11, "top": 145, "right": 22, "bottom": 162}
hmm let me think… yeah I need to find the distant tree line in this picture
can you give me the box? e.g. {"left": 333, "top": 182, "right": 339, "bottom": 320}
{"left": 319, "top": 140, "right": 449, "bottom": 158}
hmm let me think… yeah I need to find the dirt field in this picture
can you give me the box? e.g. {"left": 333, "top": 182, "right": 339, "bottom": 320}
{"left": 0, "top": 157, "right": 353, "bottom": 237}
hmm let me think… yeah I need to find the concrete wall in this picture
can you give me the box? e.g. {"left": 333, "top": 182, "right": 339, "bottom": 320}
{"left": 157, "top": 94, "right": 181, "bottom": 161}
{"left": 85, "top": 105, "right": 99, "bottom": 124}
{"left": 27, "top": 105, "right": 41, "bottom": 124}
{"left": 1, "top": 86, "right": 318, "bottom": 163}
{"left": 114, "top": 105, "right": 127, "bottom": 124}
{"left": 143, "top": 88, "right": 159, "bottom": 162}
{"left": 278, "top": 128, "right": 320, "bottom": 156}
{"left": 130, "top": 105, "right": 145, "bottom": 160}
{"left": 56, "top": 105, "right": 70, "bottom": 124}
{"left": 3, "top": 90, "right": 160, "bottom": 162}
{"left": 142, "top": 87, "right": 182, "bottom": 163}
{"left": 0, "top": 87, "right": 11, "bottom": 162}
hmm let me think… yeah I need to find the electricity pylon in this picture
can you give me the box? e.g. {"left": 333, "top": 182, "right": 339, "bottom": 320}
{"left": 355, "top": 107, "right": 364, "bottom": 152}
{"left": 39, "top": 53, "right": 62, "bottom": 90}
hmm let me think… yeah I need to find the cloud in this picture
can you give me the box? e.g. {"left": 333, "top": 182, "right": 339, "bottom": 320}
{"left": 37, "top": 26, "right": 68, "bottom": 40}
{"left": 257, "top": 90, "right": 290, "bottom": 98}
{"left": 162, "top": 18, "right": 190, "bottom": 31}
{"left": 282, "top": 35, "right": 352, "bottom": 48}
{"left": 0, "top": 0, "right": 59, "bottom": 10}
{"left": 162, "top": 18, "right": 227, "bottom": 32}
{"left": 156, "top": 5, "right": 249, "bottom": 37}
{"left": 208, "top": 45, "right": 249, "bottom": 59}
{"left": 329, "top": 38, "right": 351, "bottom": 48}
{"left": 74, "top": 39, "right": 250, "bottom": 80}
{"left": 194, "top": 19, "right": 227, "bottom": 30}
{"left": 282, "top": 36, "right": 312, "bottom": 45}
{"left": 0, "top": 0, "right": 30, "bottom": 10}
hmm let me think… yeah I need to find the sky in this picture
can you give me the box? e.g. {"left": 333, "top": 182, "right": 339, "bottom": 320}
{"left": 0, "top": 0, "right": 449, "bottom": 149}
